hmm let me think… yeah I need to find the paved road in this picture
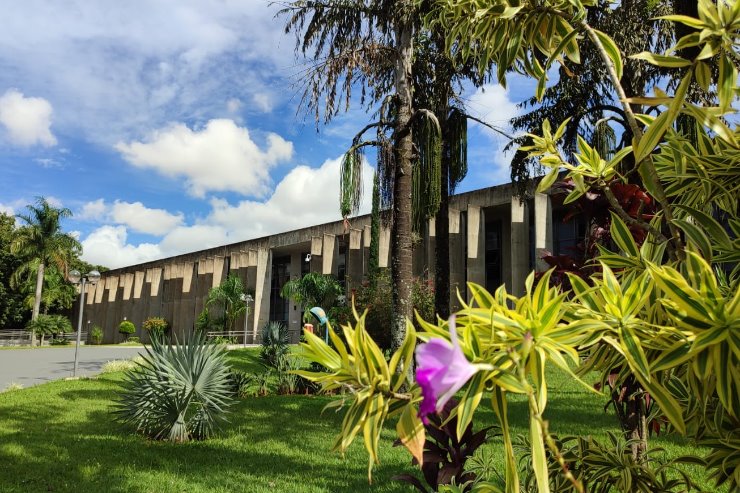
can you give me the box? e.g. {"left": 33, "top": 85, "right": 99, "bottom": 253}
{"left": 0, "top": 346, "right": 147, "bottom": 390}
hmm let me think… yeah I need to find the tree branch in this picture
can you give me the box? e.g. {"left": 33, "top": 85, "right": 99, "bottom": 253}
{"left": 463, "top": 114, "right": 515, "bottom": 140}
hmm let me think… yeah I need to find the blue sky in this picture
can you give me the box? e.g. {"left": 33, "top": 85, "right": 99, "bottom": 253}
{"left": 0, "top": 1, "right": 536, "bottom": 269}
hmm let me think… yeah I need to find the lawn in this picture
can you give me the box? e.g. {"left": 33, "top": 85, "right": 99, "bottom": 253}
{"left": 0, "top": 348, "right": 723, "bottom": 492}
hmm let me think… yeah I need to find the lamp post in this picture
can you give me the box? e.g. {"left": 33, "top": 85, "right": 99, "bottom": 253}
{"left": 240, "top": 293, "right": 253, "bottom": 347}
{"left": 68, "top": 269, "right": 101, "bottom": 377}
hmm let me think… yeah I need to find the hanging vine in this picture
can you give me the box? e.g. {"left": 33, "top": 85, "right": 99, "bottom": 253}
{"left": 447, "top": 107, "right": 468, "bottom": 194}
{"left": 411, "top": 111, "right": 442, "bottom": 232}
{"left": 340, "top": 145, "right": 365, "bottom": 218}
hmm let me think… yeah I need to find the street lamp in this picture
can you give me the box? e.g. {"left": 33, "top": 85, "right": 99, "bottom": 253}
{"left": 68, "top": 269, "right": 101, "bottom": 376}
{"left": 240, "top": 293, "right": 253, "bottom": 347}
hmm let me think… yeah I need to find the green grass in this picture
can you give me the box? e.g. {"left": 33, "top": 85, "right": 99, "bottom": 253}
{"left": 0, "top": 348, "right": 723, "bottom": 492}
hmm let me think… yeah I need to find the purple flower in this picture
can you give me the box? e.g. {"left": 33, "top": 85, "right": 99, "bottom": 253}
{"left": 415, "top": 316, "right": 478, "bottom": 424}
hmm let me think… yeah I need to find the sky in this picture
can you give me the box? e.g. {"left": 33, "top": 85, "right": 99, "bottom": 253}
{"left": 0, "top": 0, "right": 537, "bottom": 269}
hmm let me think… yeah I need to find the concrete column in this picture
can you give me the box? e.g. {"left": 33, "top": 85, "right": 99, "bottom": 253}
{"left": 427, "top": 217, "right": 436, "bottom": 282}
{"left": 378, "top": 227, "right": 391, "bottom": 268}
{"left": 287, "top": 252, "right": 304, "bottom": 342}
{"left": 311, "top": 236, "right": 323, "bottom": 256}
{"left": 448, "top": 208, "right": 464, "bottom": 311}
{"left": 467, "top": 206, "right": 486, "bottom": 299}
{"left": 322, "top": 233, "right": 336, "bottom": 275}
{"left": 534, "top": 193, "right": 553, "bottom": 271}
{"left": 349, "top": 228, "right": 362, "bottom": 250}
{"left": 212, "top": 256, "right": 225, "bottom": 287}
{"left": 180, "top": 262, "right": 196, "bottom": 338}
{"left": 510, "top": 197, "right": 530, "bottom": 296}
{"left": 252, "top": 247, "right": 271, "bottom": 342}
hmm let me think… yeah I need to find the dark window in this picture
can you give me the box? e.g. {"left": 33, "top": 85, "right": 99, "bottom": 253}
{"left": 485, "top": 219, "right": 502, "bottom": 292}
{"left": 269, "top": 256, "right": 291, "bottom": 324}
{"left": 553, "top": 212, "right": 587, "bottom": 259}
{"left": 337, "top": 241, "right": 347, "bottom": 287}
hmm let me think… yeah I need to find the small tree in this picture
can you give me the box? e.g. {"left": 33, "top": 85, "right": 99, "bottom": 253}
{"left": 118, "top": 320, "right": 135, "bottom": 341}
{"left": 205, "top": 275, "right": 246, "bottom": 333}
{"left": 280, "top": 272, "right": 343, "bottom": 323}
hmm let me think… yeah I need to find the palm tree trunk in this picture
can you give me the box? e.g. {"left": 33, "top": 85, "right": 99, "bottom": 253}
{"left": 30, "top": 262, "right": 45, "bottom": 346}
{"left": 390, "top": 16, "right": 414, "bottom": 357}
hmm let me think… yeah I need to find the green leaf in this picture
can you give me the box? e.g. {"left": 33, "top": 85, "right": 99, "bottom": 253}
{"left": 695, "top": 61, "right": 711, "bottom": 91}
{"left": 630, "top": 51, "right": 692, "bottom": 68}
{"left": 609, "top": 211, "right": 640, "bottom": 257}
{"left": 396, "top": 403, "right": 425, "bottom": 466}
{"left": 638, "top": 376, "right": 686, "bottom": 435}
{"left": 491, "top": 388, "right": 520, "bottom": 493}
{"left": 456, "top": 373, "right": 486, "bottom": 440}
{"left": 674, "top": 219, "right": 713, "bottom": 260}
{"left": 620, "top": 325, "right": 652, "bottom": 382}
{"left": 657, "top": 14, "right": 706, "bottom": 28}
{"left": 593, "top": 29, "right": 622, "bottom": 79}
{"left": 718, "top": 55, "right": 738, "bottom": 113}
{"left": 537, "top": 168, "right": 559, "bottom": 193}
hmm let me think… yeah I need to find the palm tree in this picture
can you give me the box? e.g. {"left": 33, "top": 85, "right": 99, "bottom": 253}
{"left": 205, "top": 274, "right": 247, "bottom": 334}
{"left": 281, "top": 0, "right": 420, "bottom": 352}
{"left": 11, "top": 197, "right": 81, "bottom": 345}
{"left": 280, "top": 272, "right": 343, "bottom": 322}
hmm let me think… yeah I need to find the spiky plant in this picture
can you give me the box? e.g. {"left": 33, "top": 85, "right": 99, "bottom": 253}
{"left": 115, "top": 332, "right": 233, "bottom": 442}
{"left": 260, "top": 321, "right": 289, "bottom": 368}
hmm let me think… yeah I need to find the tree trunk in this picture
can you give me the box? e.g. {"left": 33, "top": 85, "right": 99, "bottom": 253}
{"left": 435, "top": 112, "right": 451, "bottom": 319}
{"left": 30, "top": 262, "right": 45, "bottom": 346}
{"left": 390, "top": 17, "right": 414, "bottom": 357}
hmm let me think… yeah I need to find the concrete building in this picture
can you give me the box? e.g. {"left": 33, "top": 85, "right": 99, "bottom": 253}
{"left": 81, "top": 182, "right": 577, "bottom": 344}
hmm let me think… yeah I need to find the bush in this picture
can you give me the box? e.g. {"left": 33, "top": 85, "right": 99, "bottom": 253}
{"left": 90, "top": 326, "right": 104, "bottom": 345}
{"left": 142, "top": 317, "right": 169, "bottom": 338}
{"left": 227, "top": 369, "right": 254, "bottom": 398}
{"left": 118, "top": 320, "right": 135, "bottom": 340}
{"left": 115, "top": 332, "right": 233, "bottom": 441}
{"left": 275, "top": 353, "right": 301, "bottom": 395}
{"left": 126, "top": 336, "right": 140, "bottom": 344}
{"left": 260, "top": 321, "right": 289, "bottom": 367}
{"left": 50, "top": 338, "right": 70, "bottom": 346}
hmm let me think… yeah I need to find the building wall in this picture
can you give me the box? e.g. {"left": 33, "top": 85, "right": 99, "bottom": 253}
{"left": 79, "top": 183, "right": 554, "bottom": 344}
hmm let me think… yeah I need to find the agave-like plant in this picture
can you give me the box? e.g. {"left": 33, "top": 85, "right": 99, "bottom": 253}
{"left": 115, "top": 332, "right": 234, "bottom": 442}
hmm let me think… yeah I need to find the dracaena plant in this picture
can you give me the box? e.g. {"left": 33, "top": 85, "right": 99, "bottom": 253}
{"left": 297, "top": 1, "right": 739, "bottom": 492}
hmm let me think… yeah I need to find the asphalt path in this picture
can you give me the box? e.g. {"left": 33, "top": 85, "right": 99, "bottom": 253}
{"left": 0, "top": 345, "right": 147, "bottom": 390}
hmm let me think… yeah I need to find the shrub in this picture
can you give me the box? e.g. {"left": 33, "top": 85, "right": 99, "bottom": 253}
{"left": 142, "top": 317, "right": 169, "bottom": 338}
{"left": 101, "top": 356, "right": 145, "bottom": 374}
{"left": 26, "top": 314, "right": 73, "bottom": 344}
{"left": 115, "top": 332, "right": 233, "bottom": 441}
{"left": 90, "top": 326, "right": 104, "bottom": 345}
{"left": 50, "top": 338, "right": 70, "bottom": 346}
{"left": 227, "top": 369, "right": 254, "bottom": 398}
{"left": 118, "top": 320, "right": 136, "bottom": 340}
{"left": 260, "top": 321, "right": 289, "bottom": 367}
{"left": 275, "top": 353, "right": 301, "bottom": 395}
{"left": 126, "top": 336, "right": 140, "bottom": 344}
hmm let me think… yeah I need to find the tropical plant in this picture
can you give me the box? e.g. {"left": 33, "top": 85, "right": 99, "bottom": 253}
{"left": 280, "top": 0, "right": 432, "bottom": 354}
{"left": 25, "top": 314, "right": 72, "bottom": 345}
{"left": 294, "top": 2, "right": 740, "bottom": 492}
{"left": 260, "top": 321, "right": 289, "bottom": 368}
{"left": 142, "top": 317, "right": 169, "bottom": 339}
{"left": 90, "top": 325, "right": 104, "bottom": 345}
{"left": 275, "top": 353, "right": 301, "bottom": 395}
{"left": 118, "top": 320, "right": 136, "bottom": 341}
{"left": 11, "top": 197, "right": 81, "bottom": 345}
{"left": 227, "top": 369, "right": 255, "bottom": 399}
{"left": 516, "top": 432, "right": 701, "bottom": 493}
{"left": 280, "top": 272, "right": 343, "bottom": 323}
{"left": 115, "top": 332, "right": 234, "bottom": 442}
{"left": 205, "top": 274, "right": 246, "bottom": 333}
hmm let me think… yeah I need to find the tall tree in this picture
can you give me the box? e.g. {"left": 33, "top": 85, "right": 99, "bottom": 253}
{"left": 281, "top": 0, "right": 424, "bottom": 353}
{"left": 11, "top": 197, "right": 81, "bottom": 345}
{"left": 0, "top": 213, "right": 26, "bottom": 330}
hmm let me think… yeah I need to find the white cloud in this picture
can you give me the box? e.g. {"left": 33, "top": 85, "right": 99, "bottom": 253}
{"left": 79, "top": 156, "right": 374, "bottom": 269}
{"left": 81, "top": 225, "right": 161, "bottom": 268}
{"left": 252, "top": 93, "right": 273, "bottom": 113}
{"left": 78, "top": 199, "right": 184, "bottom": 236}
{"left": 0, "top": 2, "right": 295, "bottom": 146}
{"left": 0, "top": 89, "right": 56, "bottom": 147}
{"left": 226, "top": 98, "right": 241, "bottom": 113}
{"left": 467, "top": 84, "right": 519, "bottom": 133}
{"left": 116, "top": 119, "right": 293, "bottom": 198}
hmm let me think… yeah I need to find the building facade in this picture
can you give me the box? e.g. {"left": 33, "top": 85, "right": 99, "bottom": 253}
{"left": 81, "top": 182, "right": 567, "bottom": 344}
